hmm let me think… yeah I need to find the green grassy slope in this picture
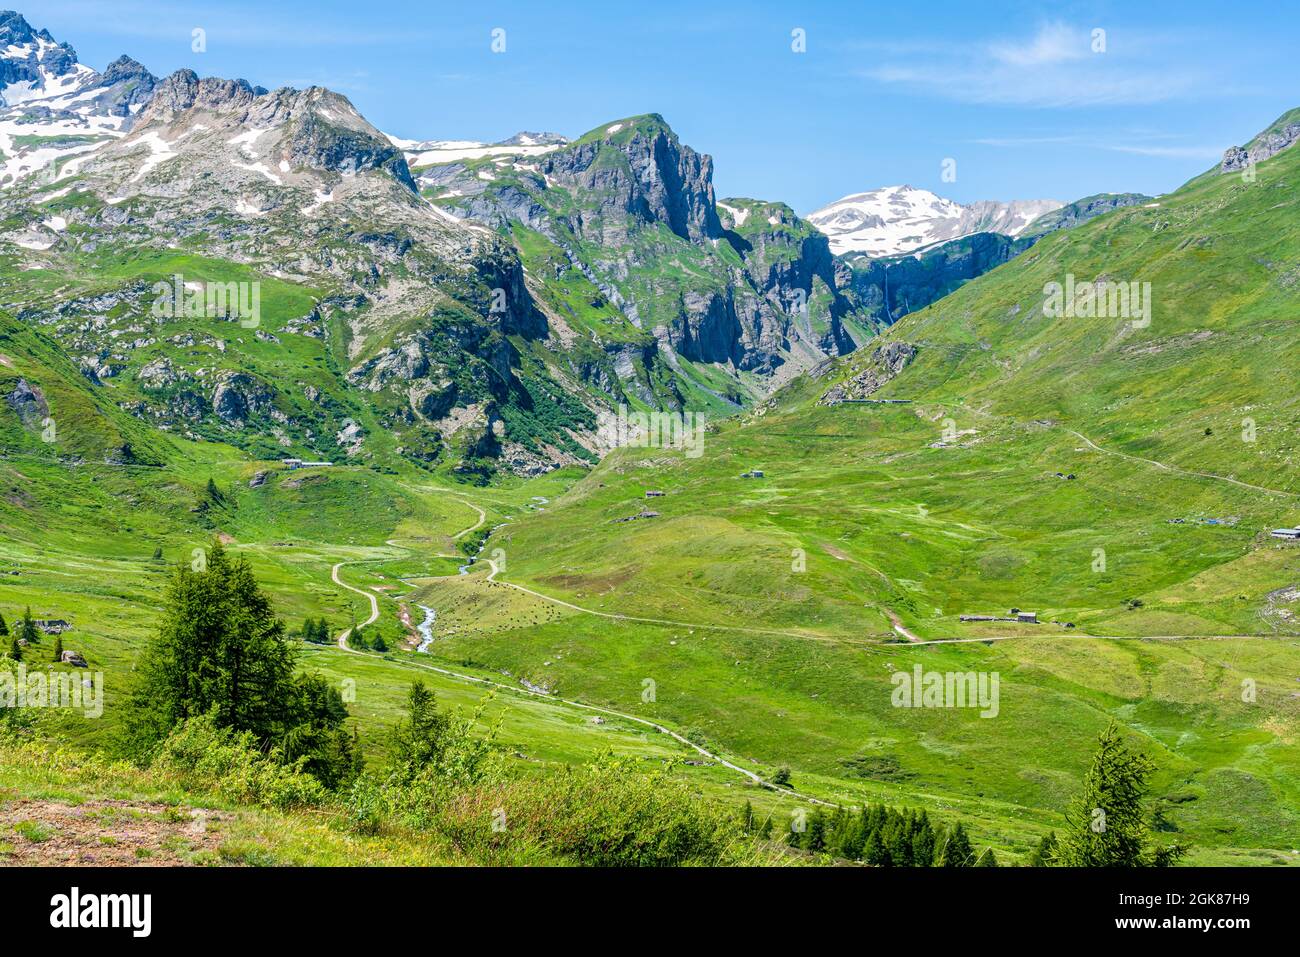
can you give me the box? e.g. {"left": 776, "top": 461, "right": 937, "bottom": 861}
{"left": 417, "top": 121, "right": 1300, "bottom": 863}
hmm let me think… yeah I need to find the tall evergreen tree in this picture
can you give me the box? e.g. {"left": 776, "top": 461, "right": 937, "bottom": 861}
{"left": 126, "top": 544, "right": 296, "bottom": 750}
{"left": 1057, "top": 722, "right": 1187, "bottom": 867}
{"left": 52, "top": 633, "right": 63, "bottom": 663}
{"left": 8, "top": 635, "right": 20, "bottom": 661}
{"left": 741, "top": 800, "right": 756, "bottom": 832}
{"left": 863, "top": 828, "right": 892, "bottom": 866}
{"left": 912, "top": 810, "right": 937, "bottom": 866}
{"left": 124, "top": 542, "right": 357, "bottom": 788}
{"left": 18, "top": 607, "right": 38, "bottom": 644}
{"left": 1028, "top": 831, "right": 1059, "bottom": 867}
{"left": 0, "top": 611, "right": 8, "bottom": 635}
{"left": 804, "top": 808, "right": 827, "bottom": 852}
{"left": 936, "top": 823, "right": 975, "bottom": 867}
{"left": 391, "top": 681, "right": 451, "bottom": 777}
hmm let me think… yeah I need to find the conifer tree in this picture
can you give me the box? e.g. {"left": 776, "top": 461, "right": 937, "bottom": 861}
{"left": 52, "top": 633, "right": 63, "bottom": 663}
{"left": 1028, "top": 831, "right": 1058, "bottom": 867}
{"left": 1057, "top": 722, "right": 1187, "bottom": 866}
{"left": 0, "top": 611, "right": 8, "bottom": 635}
{"left": 864, "top": 828, "right": 892, "bottom": 866}
{"left": 912, "top": 810, "right": 937, "bottom": 866}
{"left": 804, "top": 808, "right": 826, "bottom": 852}
{"left": 8, "top": 635, "right": 20, "bottom": 661}
{"left": 18, "top": 607, "right": 38, "bottom": 644}
{"left": 936, "top": 823, "right": 975, "bottom": 867}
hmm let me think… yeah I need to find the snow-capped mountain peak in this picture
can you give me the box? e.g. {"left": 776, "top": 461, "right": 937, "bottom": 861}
{"left": 0, "top": 11, "right": 156, "bottom": 187}
{"left": 807, "top": 184, "right": 1063, "bottom": 257}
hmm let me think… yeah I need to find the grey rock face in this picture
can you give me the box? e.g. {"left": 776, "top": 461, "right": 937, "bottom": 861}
{"left": 5, "top": 377, "right": 48, "bottom": 428}
{"left": 1221, "top": 122, "right": 1300, "bottom": 173}
{"left": 541, "top": 120, "right": 721, "bottom": 243}
{"left": 0, "top": 11, "right": 78, "bottom": 88}
{"left": 288, "top": 106, "right": 416, "bottom": 191}
{"left": 668, "top": 290, "right": 743, "bottom": 365}
{"left": 820, "top": 341, "right": 917, "bottom": 404}
{"left": 92, "top": 55, "right": 157, "bottom": 116}
{"left": 211, "top": 371, "right": 274, "bottom": 425}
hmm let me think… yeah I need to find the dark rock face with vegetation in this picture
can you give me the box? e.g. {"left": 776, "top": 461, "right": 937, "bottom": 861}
{"left": 426, "top": 115, "right": 865, "bottom": 403}
{"left": 842, "top": 193, "right": 1152, "bottom": 329}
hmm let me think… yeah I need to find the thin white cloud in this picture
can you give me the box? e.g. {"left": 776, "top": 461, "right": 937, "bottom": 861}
{"left": 1103, "top": 144, "right": 1225, "bottom": 159}
{"left": 860, "top": 21, "right": 1217, "bottom": 108}
{"left": 967, "top": 131, "right": 1225, "bottom": 161}
{"left": 989, "top": 21, "right": 1088, "bottom": 67}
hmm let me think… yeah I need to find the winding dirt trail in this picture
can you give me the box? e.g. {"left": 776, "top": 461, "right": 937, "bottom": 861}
{"left": 331, "top": 560, "right": 380, "bottom": 649}
{"left": 1067, "top": 429, "right": 1298, "bottom": 498}
{"left": 325, "top": 554, "right": 839, "bottom": 807}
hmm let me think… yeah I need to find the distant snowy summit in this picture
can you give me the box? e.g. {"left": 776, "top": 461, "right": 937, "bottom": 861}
{"left": 386, "top": 130, "right": 568, "bottom": 169}
{"left": 806, "top": 184, "right": 1062, "bottom": 258}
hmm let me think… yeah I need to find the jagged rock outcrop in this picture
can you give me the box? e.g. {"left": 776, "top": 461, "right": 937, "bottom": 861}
{"left": 1221, "top": 110, "right": 1300, "bottom": 173}
{"left": 820, "top": 341, "right": 916, "bottom": 404}
{"left": 0, "top": 11, "right": 76, "bottom": 88}
{"left": 93, "top": 55, "right": 157, "bottom": 115}
{"left": 419, "top": 115, "right": 863, "bottom": 405}
{"left": 540, "top": 116, "right": 721, "bottom": 244}
{"left": 5, "top": 377, "right": 48, "bottom": 428}
{"left": 211, "top": 371, "right": 274, "bottom": 425}
{"left": 1019, "top": 193, "right": 1152, "bottom": 239}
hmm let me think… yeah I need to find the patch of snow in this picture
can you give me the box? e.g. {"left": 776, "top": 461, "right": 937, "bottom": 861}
{"left": 128, "top": 131, "right": 178, "bottom": 183}
{"left": 717, "top": 202, "right": 750, "bottom": 226}
{"left": 228, "top": 128, "right": 268, "bottom": 155}
{"left": 302, "top": 187, "right": 335, "bottom": 215}
{"left": 403, "top": 139, "right": 559, "bottom": 168}
{"left": 232, "top": 159, "right": 283, "bottom": 184}
{"left": 12, "top": 234, "right": 55, "bottom": 250}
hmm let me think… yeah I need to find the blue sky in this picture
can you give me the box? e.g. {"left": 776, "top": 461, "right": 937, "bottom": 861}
{"left": 29, "top": 0, "right": 1300, "bottom": 211}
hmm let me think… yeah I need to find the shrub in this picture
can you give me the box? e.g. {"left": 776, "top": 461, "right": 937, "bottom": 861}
{"left": 150, "top": 712, "right": 327, "bottom": 810}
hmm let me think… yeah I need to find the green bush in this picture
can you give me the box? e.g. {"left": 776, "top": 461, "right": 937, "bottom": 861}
{"left": 150, "top": 712, "right": 327, "bottom": 810}
{"left": 519, "top": 755, "right": 746, "bottom": 866}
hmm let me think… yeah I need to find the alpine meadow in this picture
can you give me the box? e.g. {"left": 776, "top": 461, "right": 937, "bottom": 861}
{"left": 0, "top": 1, "right": 1296, "bottom": 900}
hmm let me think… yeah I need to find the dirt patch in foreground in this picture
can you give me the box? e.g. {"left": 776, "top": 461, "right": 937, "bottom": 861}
{"left": 0, "top": 798, "right": 227, "bottom": 866}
